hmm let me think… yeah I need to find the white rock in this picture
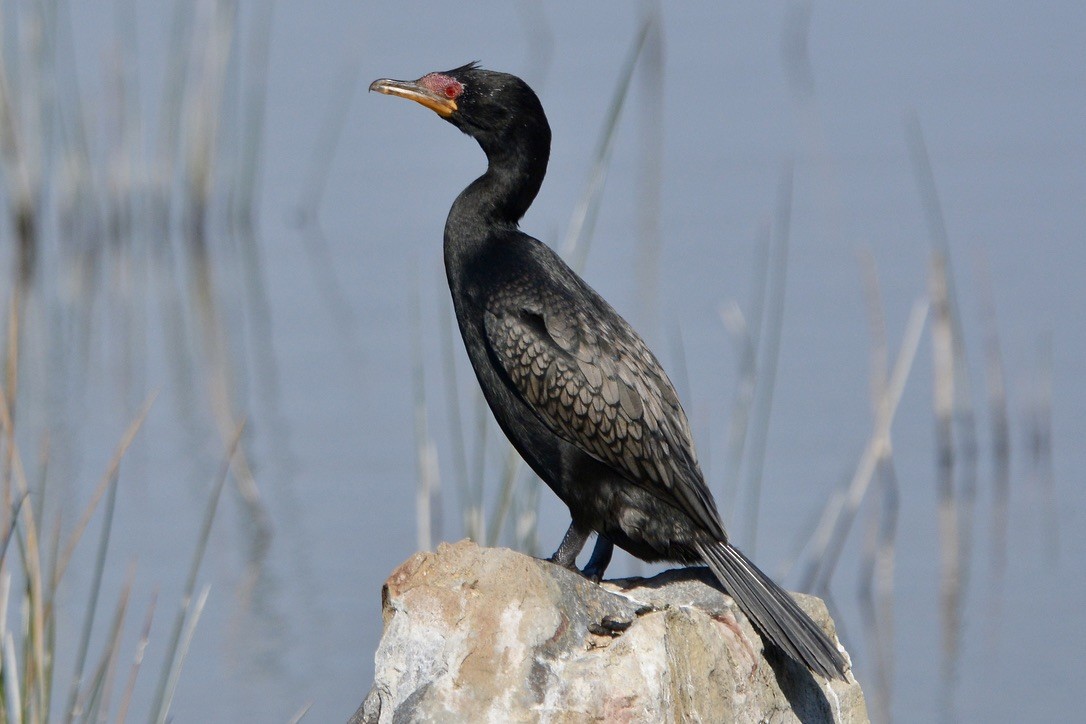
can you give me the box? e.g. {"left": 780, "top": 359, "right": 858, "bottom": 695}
{"left": 351, "top": 540, "right": 868, "bottom": 724}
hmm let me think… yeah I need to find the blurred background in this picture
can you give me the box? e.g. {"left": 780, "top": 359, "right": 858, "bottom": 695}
{"left": 0, "top": 1, "right": 1082, "bottom": 722}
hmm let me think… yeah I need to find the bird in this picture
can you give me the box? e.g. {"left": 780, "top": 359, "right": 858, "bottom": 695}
{"left": 370, "top": 63, "right": 848, "bottom": 681}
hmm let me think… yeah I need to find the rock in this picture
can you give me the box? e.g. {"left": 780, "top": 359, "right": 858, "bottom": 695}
{"left": 351, "top": 540, "right": 867, "bottom": 724}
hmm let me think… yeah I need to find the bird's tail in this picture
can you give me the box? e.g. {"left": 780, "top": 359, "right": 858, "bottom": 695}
{"left": 696, "top": 540, "right": 848, "bottom": 680}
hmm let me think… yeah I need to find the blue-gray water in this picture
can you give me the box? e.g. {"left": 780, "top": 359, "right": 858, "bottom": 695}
{"left": 8, "top": 2, "right": 1083, "bottom": 722}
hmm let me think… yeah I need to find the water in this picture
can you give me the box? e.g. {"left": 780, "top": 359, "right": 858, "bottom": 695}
{"left": 3, "top": 2, "right": 1083, "bottom": 722}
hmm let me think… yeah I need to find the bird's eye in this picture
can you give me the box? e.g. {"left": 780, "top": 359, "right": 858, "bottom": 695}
{"left": 444, "top": 81, "right": 462, "bottom": 99}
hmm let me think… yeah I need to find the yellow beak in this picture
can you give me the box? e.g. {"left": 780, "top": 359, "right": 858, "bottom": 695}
{"left": 369, "top": 78, "right": 457, "bottom": 118}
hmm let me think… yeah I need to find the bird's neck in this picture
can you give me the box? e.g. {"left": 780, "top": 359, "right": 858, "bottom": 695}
{"left": 446, "top": 128, "right": 550, "bottom": 244}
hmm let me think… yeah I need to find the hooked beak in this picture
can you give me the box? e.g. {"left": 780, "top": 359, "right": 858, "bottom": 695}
{"left": 369, "top": 77, "right": 457, "bottom": 118}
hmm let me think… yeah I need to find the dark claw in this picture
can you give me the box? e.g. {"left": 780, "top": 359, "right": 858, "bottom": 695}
{"left": 600, "top": 615, "right": 632, "bottom": 632}
{"left": 546, "top": 552, "right": 579, "bottom": 570}
{"left": 582, "top": 565, "right": 605, "bottom": 583}
{"left": 589, "top": 615, "right": 633, "bottom": 637}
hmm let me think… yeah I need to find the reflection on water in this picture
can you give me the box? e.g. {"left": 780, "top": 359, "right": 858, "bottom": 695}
{"left": 0, "top": 1, "right": 294, "bottom": 720}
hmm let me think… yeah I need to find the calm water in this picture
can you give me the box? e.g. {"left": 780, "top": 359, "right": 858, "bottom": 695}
{"left": 7, "top": 2, "right": 1083, "bottom": 722}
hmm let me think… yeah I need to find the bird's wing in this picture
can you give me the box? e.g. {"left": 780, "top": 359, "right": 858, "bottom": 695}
{"left": 484, "top": 294, "right": 724, "bottom": 537}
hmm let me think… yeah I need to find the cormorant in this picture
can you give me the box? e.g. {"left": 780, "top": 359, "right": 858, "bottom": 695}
{"left": 370, "top": 63, "right": 848, "bottom": 680}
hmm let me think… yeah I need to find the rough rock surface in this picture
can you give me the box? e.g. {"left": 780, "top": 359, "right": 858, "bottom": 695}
{"left": 351, "top": 540, "right": 867, "bottom": 724}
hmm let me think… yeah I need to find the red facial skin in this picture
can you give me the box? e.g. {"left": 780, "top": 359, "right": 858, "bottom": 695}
{"left": 418, "top": 73, "right": 463, "bottom": 101}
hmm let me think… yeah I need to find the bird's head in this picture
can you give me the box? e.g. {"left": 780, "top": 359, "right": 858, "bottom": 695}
{"left": 370, "top": 63, "right": 547, "bottom": 147}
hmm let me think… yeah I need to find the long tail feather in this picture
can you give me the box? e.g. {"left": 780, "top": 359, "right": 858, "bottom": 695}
{"left": 696, "top": 541, "right": 848, "bottom": 680}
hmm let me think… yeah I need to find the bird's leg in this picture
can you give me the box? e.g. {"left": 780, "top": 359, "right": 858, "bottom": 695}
{"left": 547, "top": 521, "right": 591, "bottom": 570}
{"left": 582, "top": 535, "right": 613, "bottom": 583}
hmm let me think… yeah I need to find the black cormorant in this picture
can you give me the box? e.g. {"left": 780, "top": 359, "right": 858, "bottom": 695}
{"left": 370, "top": 63, "right": 848, "bottom": 681}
